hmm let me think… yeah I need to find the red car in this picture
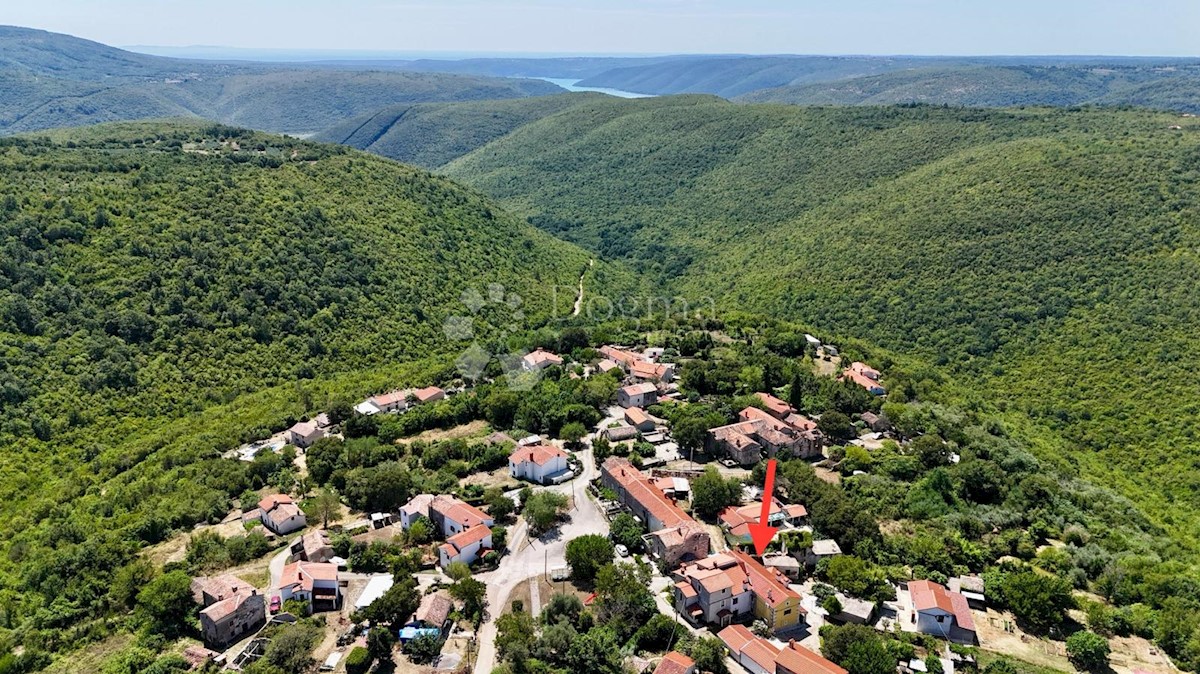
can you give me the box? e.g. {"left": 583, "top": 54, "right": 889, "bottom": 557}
{"left": 269, "top": 596, "right": 281, "bottom": 614}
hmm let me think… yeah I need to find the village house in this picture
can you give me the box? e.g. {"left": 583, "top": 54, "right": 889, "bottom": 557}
{"left": 719, "top": 500, "right": 807, "bottom": 549}
{"left": 370, "top": 389, "right": 411, "bottom": 413}
{"left": 605, "top": 424, "right": 639, "bottom": 442}
{"left": 290, "top": 530, "right": 334, "bottom": 563}
{"left": 508, "top": 444, "right": 570, "bottom": 484}
{"left": 718, "top": 626, "right": 847, "bottom": 674}
{"left": 630, "top": 360, "right": 677, "bottom": 383}
{"left": 286, "top": 420, "right": 325, "bottom": 449}
{"left": 828, "top": 592, "right": 877, "bottom": 625}
{"left": 412, "top": 591, "right": 455, "bottom": 635}
{"left": 258, "top": 493, "right": 306, "bottom": 535}
{"left": 439, "top": 524, "right": 494, "bottom": 568}
{"left": 277, "top": 561, "right": 341, "bottom": 612}
{"left": 673, "top": 550, "right": 805, "bottom": 632}
{"left": 652, "top": 475, "right": 691, "bottom": 501}
{"left": 413, "top": 386, "right": 446, "bottom": 404}
{"left": 618, "top": 382, "right": 659, "bottom": 409}
{"left": 948, "top": 575, "right": 987, "bottom": 609}
{"left": 354, "top": 399, "right": 382, "bottom": 416}
{"left": 522, "top": 348, "right": 565, "bottom": 371}
{"left": 707, "top": 405, "right": 824, "bottom": 465}
{"left": 625, "top": 406, "right": 662, "bottom": 432}
{"left": 599, "top": 345, "right": 644, "bottom": 371}
{"left": 909, "top": 580, "right": 977, "bottom": 644}
{"left": 601, "top": 457, "right": 710, "bottom": 568}
{"left": 597, "top": 358, "right": 621, "bottom": 374}
{"left": 805, "top": 539, "right": 842, "bottom": 566}
{"left": 191, "top": 575, "right": 266, "bottom": 648}
{"left": 653, "top": 652, "right": 696, "bottom": 674}
{"left": 399, "top": 494, "right": 494, "bottom": 537}
{"left": 859, "top": 411, "right": 891, "bottom": 433}
{"left": 841, "top": 362, "right": 886, "bottom": 395}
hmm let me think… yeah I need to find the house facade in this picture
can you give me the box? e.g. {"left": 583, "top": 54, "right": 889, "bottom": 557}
{"left": 438, "top": 525, "right": 493, "bottom": 568}
{"left": 909, "top": 580, "right": 977, "bottom": 644}
{"left": 287, "top": 421, "right": 325, "bottom": 449}
{"left": 718, "top": 626, "right": 847, "bottom": 674}
{"left": 522, "top": 349, "right": 564, "bottom": 371}
{"left": 508, "top": 444, "right": 570, "bottom": 484}
{"left": 290, "top": 530, "right": 334, "bottom": 563}
{"left": 601, "top": 457, "right": 710, "bottom": 566}
{"left": 707, "top": 406, "right": 823, "bottom": 465}
{"left": 841, "top": 362, "right": 886, "bottom": 395}
{"left": 399, "top": 494, "right": 494, "bottom": 537}
{"left": 258, "top": 494, "right": 306, "bottom": 535}
{"left": 618, "top": 383, "right": 658, "bottom": 409}
{"left": 673, "top": 551, "right": 804, "bottom": 632}
{"left": 277, "top": 561, "right": 340, "bottom": 612}
{"left": 192, "top": 575, "right": 266, "bottom": 648}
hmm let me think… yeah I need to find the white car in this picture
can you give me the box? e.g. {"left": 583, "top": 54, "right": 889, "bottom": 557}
{"left": 615, "top": 544, "right": 629, "bottom": 557}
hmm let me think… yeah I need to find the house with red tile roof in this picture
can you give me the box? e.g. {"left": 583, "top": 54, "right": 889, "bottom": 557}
{"left": 509, "top": 444, "right": 570, "bottom": 484}
{"left": 258, "top": 493, "right": 306, "bottom": 535}
{"left": 399, "top": 493, "right": 494, "bottom": 538}
{"left": 707, "top": 406, "right": 824, "bottom": 465}
{"left": 754, "top": 392, "right": 795, "bottom": 419}
{"left": 370, "top": 389, "right": 411, "bottom": 413}
{"left": 413, "top": 386, "right": 446, "bottom": 403}
{"left": 618, "top": 382, "right": 659, "bottom": 409}
{"left": 278, "top": 561, "right": 340, "bottom": 611}
{"left": 523, "top": 349, "right": 564, "bottom": 371}
{"left": 653, "top": 652, "right": 696, "bottom": 674}
{"left": 718, "top": 626, "right": 847, "bottom": 674}
{"left": 841, "top": 362, "right": 886, "bottom": 395}
{"left": 599, "top": 345, "right": 643, "bottom": 369}
{"left": 719, "top": 500, "right": 808, "bottom": 548}
{"left": 601, "top": 457, "right": 709, "bottom": 568}
{"left": 438, "top": 523, "right": 493, "bottom": 569}
{"left": 192, "top": 574, "right": 265, "bottom": 647}
{"left": 674, "top": 550, "right": 804, "bottom": 632}
{"left": 909, "top": 580, "right": 977, "bottom": 643}
{"left": 286, "top": 420, "right": 325, "bottom": 448}
{"left": 631, "top": 360, "right": 677, "bottom": 383}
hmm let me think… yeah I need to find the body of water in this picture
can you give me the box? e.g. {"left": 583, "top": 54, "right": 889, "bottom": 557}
{"left": 538, "top": 77, "right": 654, "bottom": 98}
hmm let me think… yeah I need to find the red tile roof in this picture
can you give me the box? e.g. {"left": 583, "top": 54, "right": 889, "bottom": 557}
{"left": 775, "top": 640, "right": 848, "bottom": 674}
{"left": 372, "top": 390, "right": 409, "bottom": 406}
{"left": 509, "top": 444, "right": 569, "bottom": 467}
{"left": 654, "top": 651, "right": 695, "bottom": 674}
{"left": 625, "top": 407, "right": 652, "bottom": 426}
{"left": 730, "top": 549, "right": 802, "bottom": 608}
{"left": 910, "top": 580, "right": 976, "bottom": 631}
{"left": 279, "top": 561, "right": 338, "bottom": 593}
{"left": 600, "top": 345, "right": 642, "bottom": 367}
{"left": 719, "top": 624, "right": 780, "bottom": 673}
{"left": 431, "top": 495, "right": 492, "bottom": 530}
{"left": 445, "top": 525, "right": 492, "bottom": 551}
{"left": 754, "top": 392, "right": 795, "bottom": 418}
{"left": 524, "top": 349, "right": 564, "bottom": 368}
{"left": 200, "top": 588, "right": 259, "bottom": 622}
{"left": 621, "top": 382, "right": 658, "bottom": 396}
{"left": 257, "top": 493, "right": 294, "bottom": 512}
{"left": 414, "top": 386, "right": 445, "bottom": 402}
{"left": 602, "top": 457, "right": 695, "bottom": 531}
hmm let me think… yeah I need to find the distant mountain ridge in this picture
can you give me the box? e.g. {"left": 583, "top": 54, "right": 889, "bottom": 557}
{"left": 0, "top": 25, "right": 563, "bottom": 134}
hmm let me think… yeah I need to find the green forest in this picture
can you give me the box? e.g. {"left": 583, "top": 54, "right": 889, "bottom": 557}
{"left": 424, "top": 97, "right": 1200, "bottom": 555}
{"left": 0, "top": 120, "right": 633, "bottom": 660}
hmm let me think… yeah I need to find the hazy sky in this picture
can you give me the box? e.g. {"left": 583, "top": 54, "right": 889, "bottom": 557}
{"left": 6, "top": 0, "right": 1199, "bottom": 56}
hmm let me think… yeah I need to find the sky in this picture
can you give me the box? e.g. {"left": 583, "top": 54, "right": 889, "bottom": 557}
{"left": 4, "top": 0, "right": 1199, "bottom": 57}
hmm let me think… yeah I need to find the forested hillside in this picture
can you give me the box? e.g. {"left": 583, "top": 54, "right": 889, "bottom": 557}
{"left": 0, "top": 120, "right": 629, "bottom": 656}
{"left": 738, "top": 64, "right": 1200, "bottom": 113}
{"left": 0, "top": 26, "right": 562, "bottom": 135}
{"left": 436, "top": 97, "right": 1200, "bottom": 549}
{"left": 314, "top": 93, "right": 604, "bottom": 168}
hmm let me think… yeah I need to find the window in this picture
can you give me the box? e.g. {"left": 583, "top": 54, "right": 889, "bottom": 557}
{"left": 783, "top": 609, "right": 792, "bottom": 615}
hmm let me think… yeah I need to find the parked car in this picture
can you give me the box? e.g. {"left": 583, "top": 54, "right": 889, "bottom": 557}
{"left": 615, "top": 544, "right": 629, "bottom": 557}
{"left": 269, "top": 596, "right": 281, "bottom": 614}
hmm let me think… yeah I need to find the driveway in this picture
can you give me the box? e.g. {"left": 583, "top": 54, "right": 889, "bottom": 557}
{"left": 472, "top": 447, "right": 609, "bottom": 674}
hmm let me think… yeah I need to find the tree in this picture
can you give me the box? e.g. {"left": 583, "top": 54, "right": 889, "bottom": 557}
{"left": 496, "top": 610, "right": 537, "bottom": 663}
{"left": 822, "top": 556, "right": 890, "bottom": 600}
{"left": 367, "top": 626, "right": 396, "bottom": 661}
{"left": 1066, "top": 631, "right": 1110, "bottom": 672}
{"left": 363, "top": 576, "right": 418, "bottom": 627}
{"left": 343, "top": 461, "right": 412, "bottom": 512}
{"left": 817, "top": 411, "right": 854, "bottom": 441}
{"left": 312, "top": 488, "right": 341, "bottom": 528}
{"left": 561, "top": 422, "right": 587, "bottom": 449}
{"left": 610, "top": 513, "right": 646, "bottom": 553}
{"left": 446, "top": 561, "right": 472, "bottom": 581}
{"left": 998, "top": 571, "right": 1074, "bottom": 633}
{"left": 690, "top": 466, "right": 741, "bottom": 520}
{"left": 542, "top": 593, "right": 586, "bottom": 629}
{"left": 264, "top": 623, "right": 322, "bottom": 673}
{"left": 912, "top": 434, "right": 951, "bottom": 469}
{"left": 484, "top": 488, "right": 516, "bottom": 521}
{"left": 565, "top": 535, "right": 614, "bottom": 584}
{"left": 631, "top": 613, "right": 679, "bottom": 652}
{"left": 566, "top": 626, "right": 624, "bottom": 674}
{"left": 820, "top": 624, "right": 895, "bottom": 674}
{"left": 594, "top": 562, "right": 656, "bottom": 640}
{"left": 451, "top": 577, "right": 487, "bottom": 625}
{"left": 524, "top": 491, "right": 569, "bottom": 535}
{"left": 406, "top": 634, "right": 445, "bottom": 664}
{"left": 685, "top": 637, "right": 730, "bottom": 674}
{"left": 136, "top": 570, "right": 194, "bottom": 638}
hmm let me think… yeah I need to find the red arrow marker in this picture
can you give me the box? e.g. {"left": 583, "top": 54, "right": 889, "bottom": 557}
{"left": 748, "top": 459, "right": 779, "bottom": 556}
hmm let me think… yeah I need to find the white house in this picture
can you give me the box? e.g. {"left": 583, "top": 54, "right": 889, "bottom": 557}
{"left": 286, "top": 421, "right": 324, "bottom": 449}
{"left": 508, "top": 444, "right": 570, "bottom": 484}
{"left": 399, "top": 494, "right": 493, "bottom": 537}
{"left": 259, "top": 494, "right": 306, "bottom": 535}
{"left": 909, "top": 580, "right": 977, "bottom": 644}
{"left": 370, "top": 389, "right": 410, "bottom": 413}
{"left": 438, "top": 525, "right": 493, "bottom": 569}
{"left": 277, "top": 561, "right": 340, "bottom": 612}
{"left": 522, "top": 349, "right": 564, "bottom": 371}
{"left": 618, "top": 382, "right": 658, "bottom": 409}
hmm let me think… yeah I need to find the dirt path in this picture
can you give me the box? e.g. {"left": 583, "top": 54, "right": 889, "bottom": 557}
{"left": 572, "top": 260, "right": 594, "bottom": 317}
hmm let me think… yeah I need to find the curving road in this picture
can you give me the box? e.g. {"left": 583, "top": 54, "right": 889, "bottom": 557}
{"left": 472, "top": 447, "right": 608, "bottom": 674}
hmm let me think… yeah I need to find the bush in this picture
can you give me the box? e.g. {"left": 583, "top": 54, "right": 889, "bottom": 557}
{"left": 1066, "top": 631, "right": 1110, "bottom": 672}
{"left": 345, "top": 646, "right": 372, "bottom": 674}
